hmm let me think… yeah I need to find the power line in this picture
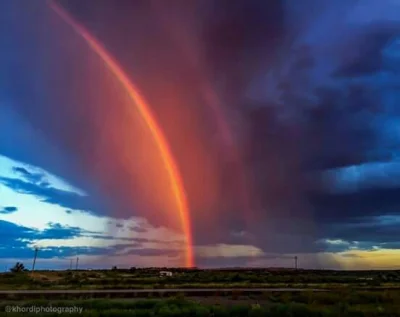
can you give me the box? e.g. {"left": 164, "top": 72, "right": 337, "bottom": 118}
{"left": 75, "top": 256, "right": 79, "bottom": 270}
{"left": 32, "top": 247, "right": 39, "bottom": 272}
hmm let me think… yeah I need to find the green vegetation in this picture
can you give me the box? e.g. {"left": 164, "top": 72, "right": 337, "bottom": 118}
{"left": 0, "top": 290, "right": 400, "bottom": 316}
{"left": 1, "top": 269, "right": 400, "bottom": 315}
{"left": 1, "top": 268, "right": 399, "bottom": 290}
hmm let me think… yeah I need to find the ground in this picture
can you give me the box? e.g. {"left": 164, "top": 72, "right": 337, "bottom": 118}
{"left": 0, "top": 268, "right": 399, "bottom": 316}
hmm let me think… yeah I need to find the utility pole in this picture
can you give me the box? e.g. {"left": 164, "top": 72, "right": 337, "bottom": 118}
{"left": 32, "top": 247, "right": 39, "bottom": 272}
{"left": 294, "top": 256, "right": 298, "bottom": 270}
{"left": 75, "top": 256, "right": 79, "bottom": 270}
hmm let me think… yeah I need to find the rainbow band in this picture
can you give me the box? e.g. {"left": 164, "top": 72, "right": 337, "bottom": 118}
{"left": 48, "top": 0, "right": 194, "bottom": 267}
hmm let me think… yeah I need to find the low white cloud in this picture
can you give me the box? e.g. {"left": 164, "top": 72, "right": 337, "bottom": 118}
{"left": 0, "top": 154, "right": 186, "bottom": 263}
{"left": 195, "top": 244, "right": 265, "bottom": 258}
{"left": 0, "top": 154, "right": 85, "bottom": 195}
{"left": 322, "top": 239, "right": 350, "bottom": 246}
{"left": 323, "top": 161, "right": 400, "bottom": 194}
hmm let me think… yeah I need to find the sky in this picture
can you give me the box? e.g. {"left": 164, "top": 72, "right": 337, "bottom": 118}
{"left": 0, "top": 0, "right": 400, "bottom": 270}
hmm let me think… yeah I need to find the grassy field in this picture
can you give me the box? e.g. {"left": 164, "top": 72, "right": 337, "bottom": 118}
{"left": 1, "top": 268, "right": 400, "bottom": 291}
{"left": 1, "top": 268, "right": 400, "bottom": 315}
{"left": 0, "top": 290, "right": 400, "bottom": 316}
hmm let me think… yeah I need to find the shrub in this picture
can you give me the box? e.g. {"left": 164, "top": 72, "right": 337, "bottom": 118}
{"left": 249, "top": 305, "right": 264, "bottom": 317}
{"left": 229, "top": 304, "right": 250, "bottom": 317}
{"left": 10, "top": 262, "right": 28, "bottom": 273}
{"left": 210, "top": 305, "right": 230, "bottom": 317}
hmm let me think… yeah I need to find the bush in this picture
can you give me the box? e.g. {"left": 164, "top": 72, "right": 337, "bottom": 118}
{"left": 248, "top": 305, "right": 264, "bottom": 317}
{"left": 210, "top": 305, "right": 230, "bottom": 317}
{"left": 10, "top": 262, "right": 28, "bottom": 273}
{"left": 229, "top": 304, "right": 250, "bottom": 317}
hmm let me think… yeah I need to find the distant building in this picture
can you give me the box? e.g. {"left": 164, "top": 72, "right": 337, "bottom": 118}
{"left": 159, "top": 271, "right": 173, "bottom": 277}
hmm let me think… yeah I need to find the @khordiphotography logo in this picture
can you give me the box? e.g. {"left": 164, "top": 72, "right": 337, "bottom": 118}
{"left": 5, "top": 305, "right": 83, "bottom": 314}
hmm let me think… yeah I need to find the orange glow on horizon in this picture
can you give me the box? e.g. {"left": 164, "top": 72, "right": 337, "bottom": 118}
{"left": 48, "top": 0, "right": 194, "bottom": 267}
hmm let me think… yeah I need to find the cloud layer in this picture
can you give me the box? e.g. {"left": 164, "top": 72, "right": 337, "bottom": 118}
{"left": 0, "top": 0, "right": 400, "bottom": 268}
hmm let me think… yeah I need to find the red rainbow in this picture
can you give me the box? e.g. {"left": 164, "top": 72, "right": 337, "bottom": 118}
{"left": 48, "top": 0, "right": 194, "bottom": 267}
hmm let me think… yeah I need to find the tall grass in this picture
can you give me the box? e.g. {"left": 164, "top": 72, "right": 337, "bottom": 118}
{"left": 0, "top": 291, "right": 399, "bottom": 316}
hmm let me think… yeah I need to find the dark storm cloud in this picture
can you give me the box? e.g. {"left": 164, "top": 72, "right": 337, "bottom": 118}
{"left": 313, "top": 187, "right": 400, "bottom": 222}
{"left": 39, "top": 223, "right": 88, "bottom": 239}
{"left": 321, "top": 215, "right": 400, "bottom": 244}
{"left": 0, "top": 221, "right": 36, "bottom": 247}
{"left": 122, "top": 249, "right": 180, "bottom": 257}
{"left": 0, "top": 220, "right": 149, "bottom": 259}
{"left": 195, "top": 257, "right": 254, "bottom": 268}
{"left": 83, "top": 234, "right": 166, "bottom": 245}
{"left": 1, "top": 0, "right": 211, "bottom": 229}
{"left": 202, "top": 0, "right": 284, "bottom": 96}
{"left": 333, "top": 32, "right": 398, "bottom": 77}
{"left": 199, "top": 0, "right": 400, "bottom": 243}
{"left": 0, "top": 220, "right": 92, "bottom": 258}
{"left": 195, "top": 253, "right": 297, "bottom": 268}
{"left": 316, "top": 239, "right": 379, "bottom": 253}
{"left": 333, "top": 224, "right": 400, "bottom": 245}
{"left": 3, "top": 0, "right": 400, "bottom": 267}
{"left": 12, "top": 167, "right": 46, "bottom": 185}
{"left": 0, "top": 206, "right": 18, "bottom": 214}
{"left": 0, "top": 245, "right": 113, "bottom": 260}
{"left": 214, "top": 0, "right": 400, "bottom": 257}
{"left": 380, "top": 242, "right": 400, "bottom": 250}
{"left": 129, "top": 226, "right": 147, "bottom": 233}
{"left": 0, "top": 176, "right": 105, "bottom": 215}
